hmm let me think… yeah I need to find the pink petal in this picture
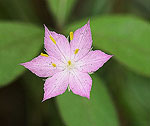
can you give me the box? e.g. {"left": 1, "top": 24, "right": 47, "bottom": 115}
{"left": 69, "top": 70, "right": 92, "bottom": 99}
{"left": 70, "top": 20, "right": 92, "bottom": 61}
{"left": 44, "top": 25, "right": 70, "bottom": 63}
{"left": 43, "top": 70, "right": 69, "bottom": 101}
{"left": 20, "top": 55, "right": 64, "bottom": 77}
{"left": 77, "top": 50, "right": 112, "bottom": 73}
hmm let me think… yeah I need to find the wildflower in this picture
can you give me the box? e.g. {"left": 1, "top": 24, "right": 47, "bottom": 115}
{"left": 21, "top": 21, "right": 112, "bottom": 101}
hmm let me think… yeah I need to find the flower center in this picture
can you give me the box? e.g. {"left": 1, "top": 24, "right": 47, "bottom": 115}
{"left": 66, "top": 60, "right": 75, "bottom": 71}
{"left": 68, "top": 60, "right": 71, "bottom": 66}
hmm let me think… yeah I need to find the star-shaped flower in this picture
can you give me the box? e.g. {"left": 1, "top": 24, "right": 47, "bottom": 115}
{"left": 21, "top": 21, "right": 112, "bottom": 101}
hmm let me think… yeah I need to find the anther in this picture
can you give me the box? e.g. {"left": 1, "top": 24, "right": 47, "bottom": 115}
{"left": 52, "top": 63, "right": 56, "bottom": 67}
{"left": 68, "top": 60, "right": 71, "bottom": 66}
{"left": 74, "top": 49, "right": 79, "bottom": 54}
{"left": 70, "top": 32, "right": 73, "bottom": 41}
{"left": 41, "top": 53, "right": 49, "bottom": 57}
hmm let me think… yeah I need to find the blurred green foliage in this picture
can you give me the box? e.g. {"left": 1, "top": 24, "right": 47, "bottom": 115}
{"left": 100, "top": 60, "right": 150, "bottom": 126}
{"left": 48, "top": 0, "right": 77, "bottom": 28}
{"left": 120, "top": 72, "right": 150, "bottom": 125}
{"left": 22, "top": 72, "right": 65, "bottom": 126}
{"left": 0, "top": 0, "right": 39, "bottom": 23}
{"left": 57, "top": 75, "right": 119, "bottom": 126}
{"left": 0, "top": 22, "right": 43, "bottom": 87}
{"left": 0, "top": 0, "right": 150, "bottom": 126}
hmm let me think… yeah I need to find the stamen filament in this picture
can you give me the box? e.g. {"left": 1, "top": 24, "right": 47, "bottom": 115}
{"left": 49, "top": 35, "right": 56, "bottom": 44}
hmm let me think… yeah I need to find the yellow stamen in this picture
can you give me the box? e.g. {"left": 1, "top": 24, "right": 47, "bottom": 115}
{"left": 68, "top": 60, "right": 71, "bottom": 66}
{"left": 74, "top": 49, "right": 79, "bottom": 54}
{"left": 41, "top": 53, "right": 48, "bottom": 57}
{"left": 52, "top": 63, "right": 56, "bottom": 67}
{"left": 70, "top": 32, "right": 73, "bottom": 41}
{"left": 49, "top": 35, "right": 56, "bottom": 44}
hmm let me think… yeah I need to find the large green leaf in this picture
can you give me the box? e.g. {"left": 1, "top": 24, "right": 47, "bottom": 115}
{"left": 66, "top": 16, "right": 150, "bottom": 76}
{"left": 120, "top": 72, "right": 150, "bottom": 126}
{"left": 57, "top": 75, "right": 119, "bottom": 126}
{"left": 100, "top": 60, "right": 150, "bottom": 125}
{"left": 0, "top": 22, "right": 43, "bottom": 87}
{"left": 47, "top": 0, "right": 77, "bottom": 28}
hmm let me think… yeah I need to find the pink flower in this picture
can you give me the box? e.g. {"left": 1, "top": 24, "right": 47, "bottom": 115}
{"left": 21, "top": 21, "right": 112, "bottom": 101}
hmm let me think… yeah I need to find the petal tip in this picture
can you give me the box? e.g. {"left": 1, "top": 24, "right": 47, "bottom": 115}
{"left": 20, "top": 62, "right": 27, "bottom": 67}
{"left": 104, "top": 54, "right": 113, "bottom": 63}
{"left": 44, "top": 24, "right": 47, "bottom": 28}
{"left": 44, "top": 24, "right": 49, "bottom": 32}
{"left": 42, "top": 95, "right": 50, "bottom": 102}
{"left": 84, "top": 92, "right": 90, "bottom": 99}
{"left": 42, "top": 97, "right": 47, "bottom": 102}
{"left": 19, "top": 63, "right": 24, "bottom": 66}
{"left": 87, "top": 95, "right": 90, "bottom": 100}
{"left": 87, "top": 19, "right": 90, "bottom": 25}
{"left": 109, "top": 54, "right": 113, "bottom": 59}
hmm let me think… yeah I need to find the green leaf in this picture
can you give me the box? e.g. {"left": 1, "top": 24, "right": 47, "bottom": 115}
{"left": 0, "top": 0, "right": 39, "bottom": 23}
{"left": 100, "top": 60, "right": 150, "bottom": 125}
{"left": 66, "top": 15, "right": 150, "bottom": 76}
{"left": 127, "top": 0, "right": 150, "bottom": 18}
{"left": 57, "top": 75, "right": 119, "bottom": 126}
{"left": 47, "top": 0, "right": 77, "bottom": 28}
{"left": 120, "top": 72, "right": 150, "bottom": 126}
{"left": 0, "top": 22, "right": 43, "bottom": 87}
{"left": 73, "top": 0, "right": 113, "bottom": 19}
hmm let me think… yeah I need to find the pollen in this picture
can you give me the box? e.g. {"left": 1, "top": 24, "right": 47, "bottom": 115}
{"left": 74, "top": 49, "right": 79, "bottom": 54}
{"left": 70, "top": 32, "right": 73, "bottom": 41}
{"left": 49, "top": 35, "right": 56, "bottom": 44}
{"left": 52, "top": 63, "right": 56, "bottom": 67}
{"left": 41, "top": 53, "right": 48, "bottom": 57}
{"left": 68, "top": 60, "right": 71, "bottom": 66}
